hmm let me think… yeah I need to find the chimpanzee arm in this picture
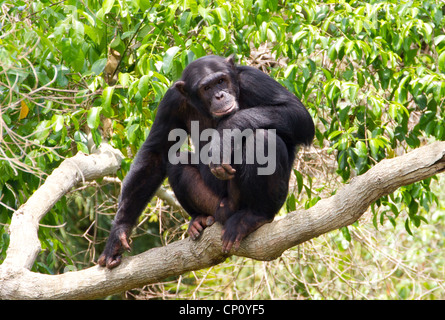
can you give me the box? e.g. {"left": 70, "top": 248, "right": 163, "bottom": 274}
{"left": 208, "top": 66, "right": 314, "bottom": 179}
{"left": 218, "top": 104, "right": 313, "bottom": 145}
{"left": 234, "top": 65, "right": 314, "bottom": 145}
{"left": 98, "top": 88, "right": 184, "bottom": 269}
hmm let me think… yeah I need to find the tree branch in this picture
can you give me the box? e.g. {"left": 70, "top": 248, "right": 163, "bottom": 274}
{"left": 1, "top": 142, "right": 444, "bottom": 299}
{"left": 1, "top": 143, "right": 124, "bottom": 271}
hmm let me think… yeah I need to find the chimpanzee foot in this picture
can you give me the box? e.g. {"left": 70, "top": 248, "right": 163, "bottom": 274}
{"left": 221, "top": 211, "right": 272, "bottom": 254}
{"left": 188, "top": 215, "right": 215, "bottom": 240}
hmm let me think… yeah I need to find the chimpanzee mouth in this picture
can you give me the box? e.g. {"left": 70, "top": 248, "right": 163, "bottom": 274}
{"left": 213, "top": 102, "right": 237, "bottom": 117}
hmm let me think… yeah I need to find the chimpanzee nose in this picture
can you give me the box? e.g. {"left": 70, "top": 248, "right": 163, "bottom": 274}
{"left": 216, "top": 92, "right": 225, "bottom": 100}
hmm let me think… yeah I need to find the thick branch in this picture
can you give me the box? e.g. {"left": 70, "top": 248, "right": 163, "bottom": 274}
{"left": 1, "top": 144, "right": 123, "bottom": 270}
{"left": 0, "top": 142, "right": 444, "bottom": 299}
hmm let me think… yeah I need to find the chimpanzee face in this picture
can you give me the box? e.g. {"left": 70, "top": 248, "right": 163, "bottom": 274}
{"left": 198, "top": 71, "right": 238, "bottom": 118}
{"left": 174, "top": 56, "right": 239, "bottom": 119}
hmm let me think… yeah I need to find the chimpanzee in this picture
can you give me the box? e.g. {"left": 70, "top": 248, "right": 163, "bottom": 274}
{"left": 98, "top": 55, "right": 314, "bottom": 269}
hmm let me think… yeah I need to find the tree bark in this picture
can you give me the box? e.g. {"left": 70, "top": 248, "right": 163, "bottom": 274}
{"left": 1, "top": 141, "right": 444, "bottom": 299}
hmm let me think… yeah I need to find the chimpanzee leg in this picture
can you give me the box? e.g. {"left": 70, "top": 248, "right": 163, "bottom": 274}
{"left": 214, "top": 179, "right": 239, "bottom": 224}
{"left": 221, "top": 131, "right": 293, "bottom": 253}
{"left": 167, "top": 152, "right": 234, "bottom": 240}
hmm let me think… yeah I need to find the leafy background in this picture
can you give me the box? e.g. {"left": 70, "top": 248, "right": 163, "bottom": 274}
{"left": 0, "top": 0, "right": 444, "bottom": 299}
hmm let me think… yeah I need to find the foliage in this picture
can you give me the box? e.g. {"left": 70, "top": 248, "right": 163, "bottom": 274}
{"left": 0, "top": 0, "right": 444, "bottom": 299}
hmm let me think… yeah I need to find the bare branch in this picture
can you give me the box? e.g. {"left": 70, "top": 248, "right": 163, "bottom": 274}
{"left": 1, "top": 143, "right": 123, "bottom": 271}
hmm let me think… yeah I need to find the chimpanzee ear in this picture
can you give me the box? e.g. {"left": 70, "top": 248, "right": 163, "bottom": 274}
{"left": 226, "top": 54, "right": 236, "bottom": 69}
{"left": 174, "top": 81, "right": 186, "bottom": 96}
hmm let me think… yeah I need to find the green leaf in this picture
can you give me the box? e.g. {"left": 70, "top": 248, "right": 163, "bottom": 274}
{"left": 324, "top": 79, "right": 341, "bottom": 104}
{"left": 127, "top": 123, "right": 140, "bottom": 144}
{"left": 321, "top": 68, "right": 332, "bottom": 81}
{"left": 369, "top": 139, "right": 380, "bottom": 158}
{"left": 179, "top": 11, "right": 192, "bottom": 34}
{"left": 74, "top": 131, "right": 89, "bottom": 154}
{"left": 87, "top": 107, "right": 102, "bottom": 130}
{"left": 371, "top": 204, "right": 379, "bottom": 230}
{"left": 198, "top": 6, "right": 215, "bottom": 24}
{"left": 52, "top": 115, "right": 65, "bottom": 133}
{"left": 101, "top": 87, "right": 114, "bottom": 116}
{"left": 414, "top": 94, "right": 427, "bottom": 109}
{"left": 408, "top": 201, "right": 419, "bottom": 217}
{"left": 71, "top": 19, "right": 85, "bottom": 45}
{"left": 91, "top": 128, "right": 102, "bottom": 147}
{"left": 61, "top": 39, "right": 84, "bottom": 73}
{"left": 119, "top": 73, "right": 130, "bottom": 87}
{"left": 327, "top": 42, "right": 337, "bottom": 61}
{"left": 97, "top": 0, "right": 115, "bottom": 19}
{"left": 162, "top": 46, "right": 181, "bottom": 74}
{"left": 435, "top": 123, "right": 444, "bottom": 139}
{"left": 139, "top": 0, "right": 152, "bottom": 11}
{"left": 286, "top": 193, "right": 296, "bottom": 212}
{"left": 439, "top": 50, "right": 445, "bottom": 73}
{"left": 103, "top": 0, "right": 116, "bottom": 13}
{"left": 243, "top": 0, "right": 253, "bottom": 10}
{"left": 215, "top": 7, "right": 229, "bottom": 26}
{"left": 340, "top": 226, "right": 351, "bottom": 242}
{"left": 84, "top": 24, "right": 100, "bottom": 45}
{"left": 294, "top": 169, "right": 304, "bottom": 194}
{"left": 34, "top": 120, "right": 51, "bottom": 143}
{"left": 91, "top": 58, "right": 107, "bottom": 75}
{"left": 328, "top": 130, "right": 342, "bottom": 141}
{"left": 405, "top": 218, "right": 413, "bottom": 235}
{"left": 434, "top": 35, "right": 445, "bottom": 46}
{"left": 138, "top": 75, "right": 151, "bottom": 98}
{"left": 355, "top": 141, "right": 367, "bottom": 158}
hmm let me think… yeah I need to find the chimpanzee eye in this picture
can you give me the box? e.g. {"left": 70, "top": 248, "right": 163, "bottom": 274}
{"left": 204, "top": 86, "right": 211, "bottom": 91}
{"left": 218, "top": 78, "right": 224, "bottom": 84}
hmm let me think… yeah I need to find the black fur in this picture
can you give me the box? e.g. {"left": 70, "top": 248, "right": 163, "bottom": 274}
{"left": 98, "top": 55, "right": 314, "bottom": 268}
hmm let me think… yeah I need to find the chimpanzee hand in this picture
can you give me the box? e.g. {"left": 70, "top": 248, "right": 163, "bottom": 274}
{"left": 209, "top": 162, "right": 236, "bottom": 180}
{"left": 208, "top": 138, "right": 236, "bottom": 180}
{"left": 97, "top": 223, "right": 132, "bottom": 269}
